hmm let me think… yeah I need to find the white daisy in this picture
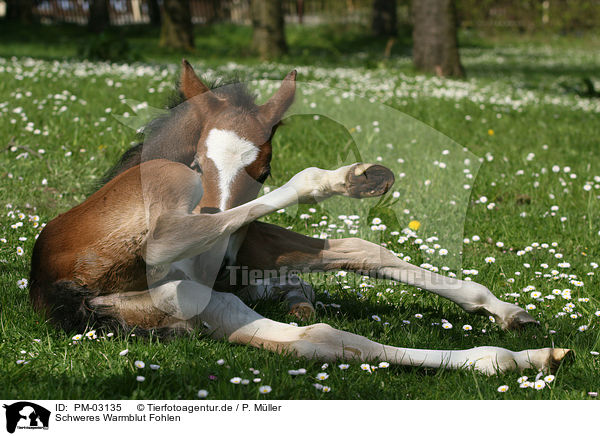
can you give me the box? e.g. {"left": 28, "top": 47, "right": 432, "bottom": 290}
{"left": 259, "top": 385, "right": 272, "bottom": 394}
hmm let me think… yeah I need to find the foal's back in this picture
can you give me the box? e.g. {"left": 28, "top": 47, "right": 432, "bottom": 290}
{"left": 29, "top": 159, "right": 199, "bottom": 329}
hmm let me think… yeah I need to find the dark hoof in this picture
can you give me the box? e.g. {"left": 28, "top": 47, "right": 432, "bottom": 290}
{"left": 346, "top": 164, "right": 395, "bottom": 198}
{"left": 502, "top": 310, "right": 540, "bottom": 330}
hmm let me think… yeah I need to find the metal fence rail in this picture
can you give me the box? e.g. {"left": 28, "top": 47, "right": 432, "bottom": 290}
{"left": 0, "top": 0, "right": 598, "bottom": 30}
{"left": 20, "top": 0, "right": 376, "bottom": 26}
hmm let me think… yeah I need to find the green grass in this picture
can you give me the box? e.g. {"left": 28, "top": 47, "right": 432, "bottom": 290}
{"left": 1, "top": 23, "right": 599, "bottom": 400}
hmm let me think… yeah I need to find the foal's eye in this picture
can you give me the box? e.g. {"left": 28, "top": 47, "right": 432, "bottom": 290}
{"left": 256, "top": 169, "right": 271, "bottom": 184}
{"left": 190, "top": 158, "right": 203, "bottom": 174}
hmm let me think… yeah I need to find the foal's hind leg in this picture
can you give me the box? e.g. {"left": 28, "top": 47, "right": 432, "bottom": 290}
{"left": 237, "top": 276, "right": 316, "bottom": 320}
{"left": 96, "top": 280, "right": 572, "bottom": 375}
{"left": 235, "top": 222, "right": 537, "bottom": 330}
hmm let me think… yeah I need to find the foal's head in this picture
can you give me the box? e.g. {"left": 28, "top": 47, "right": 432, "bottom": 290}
{"left": 179, "top": 60, "right": 296, "bottom": 212}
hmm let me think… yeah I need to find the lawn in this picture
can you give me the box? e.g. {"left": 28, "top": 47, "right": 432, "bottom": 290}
{"left": 0, "top": 23, "right": 599, "bottom": 400}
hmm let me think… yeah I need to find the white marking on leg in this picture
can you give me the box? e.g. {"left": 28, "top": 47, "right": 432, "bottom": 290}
{"left": 137, "top": 281, "right": 570, "bottom": 375}
{"left": 148, "top": 280, "right": 212, "bottom": 320}
{"left": 205, "top": 128, "right": 259, "bottom": 211}
{"left": 144, "top": 165, "right": 369, "bottom": 265}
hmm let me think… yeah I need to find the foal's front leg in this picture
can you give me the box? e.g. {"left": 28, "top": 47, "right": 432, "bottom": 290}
{"left": 143, "top": 163, "right": 394, "bottom": 266}
{"left": 235, "top": 222, "right": 537, "bottom": 330}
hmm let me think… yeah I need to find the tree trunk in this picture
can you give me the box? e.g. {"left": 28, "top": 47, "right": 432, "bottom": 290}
{"left": 5, "top": 0, "right": 18, "bottom": 21}
{"left": 251, "top": 0, "right": 287, "bottom": 60}
{"left": 88, "top": 0, "right": 110, "bottom": 33}
{"left": 148, "top": 0, "right": 162, "bottom": 26}
{"left": 5, "top": 0, "right": 34, "bottom": 24}
{"left": 160, "top": 0, "right": 194, "bottom": 51}
{"left": 213, "top": 0, "right": 229, "bottom": 22}
{"left": 297, "top": 0, "right": 304, "bottom": 24}
{"left": 411, "top": 0, "right": 464, "bottom": 77}
{"left": 371, "top": 0, "right": 397, "bottom": 37}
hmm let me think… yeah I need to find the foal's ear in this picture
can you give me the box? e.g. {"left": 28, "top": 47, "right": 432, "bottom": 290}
{"left": 180, "top": 59, "right": 210, "bottom": 99}
{"left": 259, "top": 70, "right": 297, "bottom": 127}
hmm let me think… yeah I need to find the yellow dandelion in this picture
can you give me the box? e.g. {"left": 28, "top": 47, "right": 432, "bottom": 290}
{"left": 408, "top": 220, "right": 421, "bottom": 231}
{"left": 488, "top": 129, "right": 495, "bottom": 136}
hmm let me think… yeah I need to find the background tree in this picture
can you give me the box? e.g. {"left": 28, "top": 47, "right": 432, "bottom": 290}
{"left": 411, "top": 0, "right": 464, "bottom": 77}
{"left": 371, "top": 0, "right": 397, "bottom": 37}
{"left": 160, "top": 0, "right": 194, "bottom": 51}
{"left": 5, "top": 0, "right": 34, "bottom": 24}
{"left": 250, "top": 0, "right": 287, "bottom": 60}
{"left": 147, "top": 0, "right": 162, "bottom": 26}
{"left": 88, "top": 0, "right": 110, "bottom": 33}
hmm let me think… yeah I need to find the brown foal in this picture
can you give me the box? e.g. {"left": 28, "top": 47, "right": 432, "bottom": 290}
{"left": 29, "top": 61, "right": 572, "bottom": 375}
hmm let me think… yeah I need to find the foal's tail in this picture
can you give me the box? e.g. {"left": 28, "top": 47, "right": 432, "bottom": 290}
{"left": 29, "top": 280, "right": 125, "bottom": 333}
{"left": 29, "top": 280, "right": 185, "bottom": 338}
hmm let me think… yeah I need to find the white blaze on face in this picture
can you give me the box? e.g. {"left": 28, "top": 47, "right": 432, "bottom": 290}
{"left": 205, "top": 128, "right": 259, "bottom": 211}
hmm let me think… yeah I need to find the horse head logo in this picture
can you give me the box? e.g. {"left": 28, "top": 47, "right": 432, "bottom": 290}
{"left": 3, "top": 402, "right": 50, "bottom": 434}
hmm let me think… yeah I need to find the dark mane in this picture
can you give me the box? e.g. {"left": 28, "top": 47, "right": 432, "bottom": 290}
{"left": 94, "top": 75, "right": 257, "bottom": 191}
{"left": 168, "top": 77, "right": 257, "bottom": 112}
{"left": 212, "top": 80, "right": 258, "bottom": 113}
